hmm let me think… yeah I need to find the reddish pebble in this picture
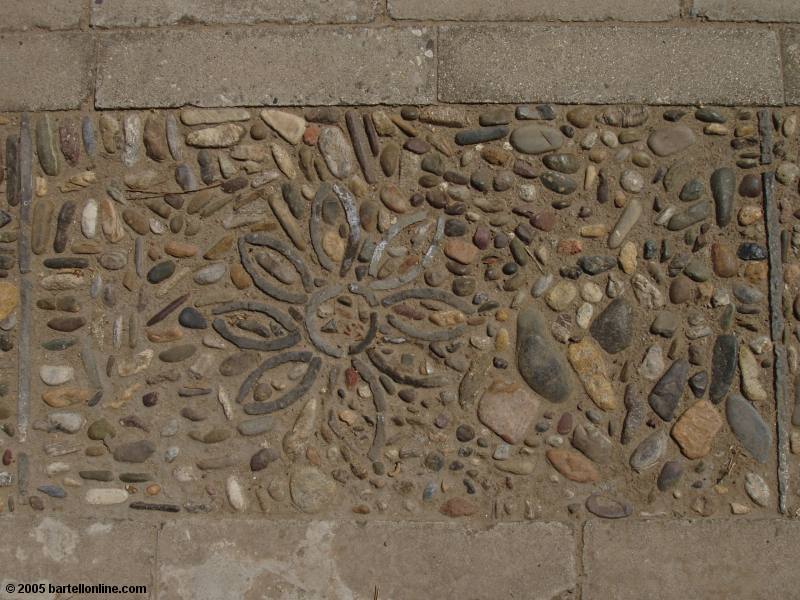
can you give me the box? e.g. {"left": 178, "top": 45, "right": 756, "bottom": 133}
{"left": 531, "top": 211, "right": 557, "bottom": 232}
{"left": 2, "top": 449, "right": 12, "bottom": 466}
{"left": 473, "top": 226, "right": 491, "bottom": 250}
{"left": 303, "top": 124, "right": 320, "bottom": 145}
{"left": 345, "top": 367, "right": 359, "bottom": 388}
{"left": 557, "top": 239, "right": 583, "bottom": 255}
{"left": 556, "top": 413, "right": 573, "bottom": 435}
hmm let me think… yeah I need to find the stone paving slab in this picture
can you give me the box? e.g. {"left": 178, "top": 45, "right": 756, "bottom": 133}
{"left": 0, "top": 516, "right": 155, "bottom": 599}
{"left": 694, "top": 0, "right": 800, "bottom": 23}
{"left": 0, "top": 32, "right": 94, "bottom": 111}
{"left": 583, "top": 518, "right": 800, "bottom": 599}
{"left": 0, "top": 0, "right": 84, "bottom": 32}
{"left": 91, "top": 0, "right": 377, "bottom": 28}
{"left": 438, "top": 25, "right": 784, "bottom": 106}
{"left": 388, "top": 0, "right": 680, "bottom": 22}
{"left": 94, "top": 27, "right": 436, "bottom": 108}
{"left": 783, "top": 30, "right": 800, "bottom": 105}
{"left": 157, "top": 518, "right": 576, "bottom": 599}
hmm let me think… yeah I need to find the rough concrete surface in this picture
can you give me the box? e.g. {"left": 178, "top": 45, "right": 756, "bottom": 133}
{"left": 583, "top": 519, "right": 800, "bottom": 599}
{"left": 91, "top": 0, "right": 377, "bottom": 28}
{"left": 0, "top": 0, "right": 84, "bottom": 32}
{"left": 438, "top": 25, "right": 784, "bottom": 105}
{"left": 0, "top": 517, "right": 155, "bottom": 599}
{"left": 94, "top": 27, "right": 436, "bottom": 108}
{"left": 694, "top": 0, "right": 800, "bottom": 23}
{"left": 0, "top": 32, "right": 93, "bottom": 110}
{"left": 158, "top": 519, "right": 576, "bottom": 599}
{"left": 783, "top": 30, "right": 800, "bottom": 105}
{"left": 389, "top": 0, "right": 680, "bottom": 21}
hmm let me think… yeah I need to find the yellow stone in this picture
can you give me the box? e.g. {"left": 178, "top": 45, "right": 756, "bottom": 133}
{"left": 322, "top": 230, "right": 345, "bottom": 262}
{"left": 579, "top": 224, "right": 608, "bottom": 238}
{"left": 567, "top": 339, "right": 618, "bottom": 411}
{"left": 0, "top": 282, "right": 18, "bottom": 321}
{"left": 429, "top": 310, "right": 465, "bottom": 327}
{"left": 618, "top": 241, "right": 637, "bottom": 274}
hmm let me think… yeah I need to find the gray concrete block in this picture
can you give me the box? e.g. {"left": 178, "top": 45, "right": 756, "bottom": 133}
{"left": 584, "top": 519, "right": 800, "bottom": 600}
{"left": 0, "top": 517, "right": 155, "bottom": 598}
{"left": 695, "top": 0, "right": 800, "bottom": 22}
{"left": 0, "top": 32, "right": 94, "bottom": 111}
{"left": 95, "top": 27, "right": 435, "bottom": 108}
{"left": 0, "top": 0, "right": 83, "bottom": 31}
{"left": 157, "top": 519, "right": 576, "bottom": 599}
{"left": 91, "top": 0, "right": 376, "bottom": 27}
{"left": 783, "top": 30, "right": 800, "bottom": 104}
{"left": 438, "top": 25, "right": 784, "bottom": 105}
{"left": 389, "top": 0, "right": 679, "bottom": 21}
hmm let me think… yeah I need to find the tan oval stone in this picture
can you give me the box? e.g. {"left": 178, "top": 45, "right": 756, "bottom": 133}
{"left": 146, "top": 325, "right": 183, "bottom": 343}
{"left": 230, "top": 263, "right": 251, "bottom": 289}
{"left": 322, "top": 230, "right": 345, "bottom": 262}
{"left": 443, "top": 238, "right": 479, "bottom": 265}
{"left": 42, "top": 387, "right": 92, "bottom": 408}
{"left": 546, "top": 448, "right": 599, "bottom": 482}
{"left": 429, "top": 310, "right": 466, "bottom": 327}
{"left": 164, "top": 240, "right": 199, "bottom": 258}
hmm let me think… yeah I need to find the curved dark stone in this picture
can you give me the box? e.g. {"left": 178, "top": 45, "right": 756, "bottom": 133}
{"left": 516, "top": 306, "right": 574, "bottom": 403}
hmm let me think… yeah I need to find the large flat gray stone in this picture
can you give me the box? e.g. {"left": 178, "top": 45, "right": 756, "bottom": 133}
{"left": 438, "top": 25, "right": 784, "bottom": 105}
{"left": 584, "top": 519, "right": 800, "bottom": 600}
{"left": 92, "top": 0, "right": 376, "bottom": 27}
{"left": 0, "top": 0, "right": 83, "bottom": 31}
{"left": 158, "top": 519, "right": 576, "bottom": 599}
{"left": 0, "top": 32, "right": 94, "bottom": 111}
{"left": 695, "top": 0, "right": 800, "bottom": 22}
{"left": 95, "top": 27, "right": 435, "bottom": 108}
{"left": 783, "top": 30, "right": 800, "bottom": 104}
{"left": 389, "top": 0, "right": 679, "bottom": 21}
{"left": 0, "top": 517, "right": 155, "bottom": 599}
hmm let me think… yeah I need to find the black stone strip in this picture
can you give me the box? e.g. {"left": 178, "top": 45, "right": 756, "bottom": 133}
{"left": 243, "top": 356, "right": 322, "bottom": 415}
{"left": 380, "top": 287, "right": 477, "bottom": 314}
{"left": 235, "top": 350, "right": 313, "bottom": 404}
{"left": 244, "top": 233, "right": 313, "bottom": 292}
{"left": 366, "top": 347, "right": 450, "bottom": 388}
{"left": 348, "top": 311, "right": 377, "bottom": 355}
{"left": 757, "top": 109, "right": 773, "bottom": 166}
{"left": 763, "top": 171, "right": 788, "bottom": 514}
{"left": 212, "top": 319, "right": 300, "bottom": 352}
{"left": 211, "top": 300, "right": 298, "bottom": 332}
{"left": 17, "top": 278, "right": 31, "bottom": 441}
{"left": 309, "top": 183, "right": 336, "bottom": 272}
{"left": 351, "top": 356, "right": 386, "bottom": 462}
{"left": 333, "top": 183, "right": 361, "bottom": 277}
{"left": 386, "top": 313, "right": 465, "bottom": 342}
{"left": 306, "top": 285, "right": 345, "bottom": 358}
{"left": 238, "top": 236, "right": 307, "bottom": 304}
{"left": 18, "top": 114, "right": 32, "bottom": 274}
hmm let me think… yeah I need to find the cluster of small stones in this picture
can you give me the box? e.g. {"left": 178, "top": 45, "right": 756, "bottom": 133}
{"left": 0, "top": 102, "right": 788, "bottom": 520}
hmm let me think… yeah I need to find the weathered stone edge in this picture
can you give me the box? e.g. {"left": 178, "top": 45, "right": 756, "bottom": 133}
{"left": 3, "top": 25, "right": 800, "bottom": 109}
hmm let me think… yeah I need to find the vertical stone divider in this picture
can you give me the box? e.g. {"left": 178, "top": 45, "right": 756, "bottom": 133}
{"left": 764, "top": 170, "right": 790, "bottom": 514}
{"left": 16, "top": 114, "right": 32, "bottom": 442}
